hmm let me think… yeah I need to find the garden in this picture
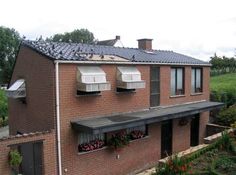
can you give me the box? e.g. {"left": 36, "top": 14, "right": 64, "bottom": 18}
{"left": 155, "top": 131, "right": 236, "bottom": 175}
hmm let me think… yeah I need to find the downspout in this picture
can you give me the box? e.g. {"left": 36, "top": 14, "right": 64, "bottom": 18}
{"left": 55, "top": 62, "right": 62, "bottom": 175}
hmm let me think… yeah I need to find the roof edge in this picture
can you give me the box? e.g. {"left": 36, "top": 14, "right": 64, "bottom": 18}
{"left": 54, "top": 60, "right": 212, "bottom": 66}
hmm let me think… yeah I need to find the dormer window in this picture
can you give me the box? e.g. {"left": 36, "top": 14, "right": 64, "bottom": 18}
{"left": 6, "top": 79, "right": 26, "bottom": 98}
{"left": 77, "top": 66, "right": 111, "bottom": 94}
{"left": 116, "top": 66, "right": 145, "bottom": 91}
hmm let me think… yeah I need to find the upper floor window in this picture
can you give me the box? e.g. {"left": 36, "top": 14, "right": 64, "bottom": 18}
{"left": 76, "top": 66, "right": 111, "bottom": 95}
{"left": 171, "top": 68, "right": 184, "bottom": 96}
{"left": 191, "top": 68, "right": 202, "bottom": 93}
{"left": 150, "top": 66, "right": 160, "bottom": 107}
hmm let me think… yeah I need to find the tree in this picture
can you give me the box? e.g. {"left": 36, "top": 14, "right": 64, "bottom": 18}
{"left": 46, "top": 29, "right": 94, "bottom": 44}
{"left": 0, "top": 26, "right": 21, "bottom": 84}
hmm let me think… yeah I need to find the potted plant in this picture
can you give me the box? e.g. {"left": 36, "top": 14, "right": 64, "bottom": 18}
{"left": 108, "top": 131, "right": 130, "bottom": 151}
{"left": 130, "top": 130, "right": 145, "bottom": 140}
{"left": 9, "top": 149, "right": 22, "bottom": 175}
{"left": 78, "top": 139, "right": 105, "bottom": 152}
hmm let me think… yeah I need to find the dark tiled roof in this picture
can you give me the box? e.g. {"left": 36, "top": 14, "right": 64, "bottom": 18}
{"left": 22, "top": 40, "right": 210, "bottom": 65}
{"left": 97, "top": 39, "right": 118, "bottom": 46}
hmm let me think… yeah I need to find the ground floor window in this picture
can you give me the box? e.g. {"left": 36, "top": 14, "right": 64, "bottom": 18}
{"left": 127, "top": 125, "right": 148, "bottom": 140}
{"left": 78, "top": 132, "right": 105, "bottom": 152}
{"left": 78, "top": 125, "right": 148, "bottom": 153}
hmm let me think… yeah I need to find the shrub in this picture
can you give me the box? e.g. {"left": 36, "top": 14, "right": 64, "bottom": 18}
{"left": 0, "top": 116, "right": 8, "bottom": 127}
{"left": 0, "top": 90, "right": 8, "bottom": 121}
{"left": 108, "top": 131, "right": 130, "bottom": 150}
{"left": 216, "top": 105, "right": 236, "bottom": 126}
{"left": 9, "top": 150, "right": 22, "bottom": 171}
{"left": 156, "top": 155, "right": 190, "bottom": 175}
{"left": 214, "top": 156, "right": 234, "bottom": 170}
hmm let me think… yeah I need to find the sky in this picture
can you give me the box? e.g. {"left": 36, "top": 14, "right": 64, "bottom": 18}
{"left": 1, "top": 0, "right": 236, "bottom": 61}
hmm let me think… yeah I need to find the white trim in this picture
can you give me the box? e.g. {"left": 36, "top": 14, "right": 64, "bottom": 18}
{"left": 54, "top": 60, "right": 211, "bottom": 67}
{"left": 55, "top": 62, "right": 62, "bottom": 175}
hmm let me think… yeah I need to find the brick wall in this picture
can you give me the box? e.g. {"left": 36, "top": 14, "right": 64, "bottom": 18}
{"left": 61, "top": 123, "right": 161, "bottom": 175}
{"left": 199, "top": 111, "right": 210, "bottom": 143}
{"left": 58, "top": 63, "right": 211, "bottom": 175}
{"left": 8, "top": 46, "right": 56, "bottom": 135}
{"left": 172, "top": 118, "right": 191, "bottom": 153}
{"left": 160, "top": 66, "right": 210, "bottom": 106}
{"left": 0, "top": 130, "right": 57, "bottom": 175}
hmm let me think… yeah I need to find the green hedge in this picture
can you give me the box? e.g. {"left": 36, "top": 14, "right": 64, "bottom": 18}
{"left": 0, "top": 90, "right": 7, "bottom": 120}
{"left": 216, "top": 105, "right": 236, "bottom": 126}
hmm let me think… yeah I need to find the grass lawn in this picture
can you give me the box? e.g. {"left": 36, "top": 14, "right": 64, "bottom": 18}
{"left": 210, "top": 73, "right": 236, "bottom": 92}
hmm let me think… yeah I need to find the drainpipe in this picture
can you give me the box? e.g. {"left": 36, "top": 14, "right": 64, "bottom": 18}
{"left": 55, "top": 62, "right": 62, "bottom": 175}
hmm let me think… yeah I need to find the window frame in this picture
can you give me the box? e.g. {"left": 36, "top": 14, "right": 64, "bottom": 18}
{"left": 150, "top": 66, "right": 160, "bottom": 107}
{"left": 191, "top": 67, "right": 203, "bottom": 93}
{"left": 170, "top": 67, "right": 185, "bottom": 96}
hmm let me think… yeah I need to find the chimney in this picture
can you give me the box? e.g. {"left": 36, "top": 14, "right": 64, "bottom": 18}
{"left": 115, "top": 35, "right": 120, "bottom": 40}
{"left": 137, "top": 38, "right": 153, "bottom": 50}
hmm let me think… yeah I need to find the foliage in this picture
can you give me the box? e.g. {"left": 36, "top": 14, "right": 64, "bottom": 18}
{"left": 9, "top": 150, "right": 22, "bottom": 168}
{"left": 214, "top": 156, "right": 235, "bottom": 170}
{"left": 156, "top": 155, "right": 190, "bottom": 175}
{"left": 210, "top": 54, "right": 236, "bottom": 76}
{"left": 184, "top": 131, "right": 236, "bottom": 174}
{"left": 0, "top": 90, "right": 7, "bottom": 122}
{"left": 215, "top": 105, "right": 236, "bottom": 126}
{"left": 78, "top": 139, "right": 105, "bottom": 152}
{"left": 46, "top": 28, "right": 94, "bottom": 44}
{"left": 0, "top": 116, "right": 8, "bottom": 127}
{"left": 0, "top": 26, "right": 21, "bottom": 84}
{"left": 130, "top": 130, "right": 145, "bottom": 140}
{"left": 210, "top": 73, "right": 236, "bottom": 107}
{"left": 108, "top": 131, "right": 130, "bottom": 150}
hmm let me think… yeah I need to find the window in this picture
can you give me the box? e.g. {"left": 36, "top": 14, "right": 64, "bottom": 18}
{"left": 116, "top": 66, "right": 145, "bottom": 91}
{"left": 127, "top": 125, "right": 148, "bottom": 140}
{"left": 6, "top": 79, "right": 26, "bottom": 98}
{"left": 171, "top": 68, "right": 184, "bottom": 96}
{"left": 78, "top": 132, "right": 105, "bottom": 152}
{"left": 77, "top": 66, "right": 111, "bottom": 94}
{"left": 150, "top": 66, "right": 160, "bottom": 107}
{"left": 191, "top": 68, "right": 202, "bottom": 93}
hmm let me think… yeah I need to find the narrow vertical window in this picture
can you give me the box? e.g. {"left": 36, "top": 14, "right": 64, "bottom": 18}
{"left": 171, "top": 68, "right": 184, "bottom": 96}
{"left": 150, "top": 66, "right": 160, "bottom": 107}
{"left": 191, "top": 68, "right": 202, "bottom": 93}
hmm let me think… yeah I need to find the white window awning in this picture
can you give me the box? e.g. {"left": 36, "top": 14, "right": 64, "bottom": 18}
{"left": 6, "top": 79, "right": 26, "bottom": 98}
{"left": 77, "top": 66, "right": 111, "bottom": 92}
{"left": 116, "top": 66, "right": 145, "bottom": 89}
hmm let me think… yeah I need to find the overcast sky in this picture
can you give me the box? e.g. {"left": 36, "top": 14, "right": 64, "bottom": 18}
{"left": 1, "top": 0, "right": 236, "bottom": 61}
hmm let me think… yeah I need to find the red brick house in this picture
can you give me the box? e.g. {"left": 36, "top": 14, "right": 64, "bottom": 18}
{"left": 6, "top": 38, "right": 223, "bottom": 175}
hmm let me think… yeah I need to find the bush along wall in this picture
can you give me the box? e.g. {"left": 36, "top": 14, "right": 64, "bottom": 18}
{"left": 0, "top": 90, "right": 8, "bottom": 127}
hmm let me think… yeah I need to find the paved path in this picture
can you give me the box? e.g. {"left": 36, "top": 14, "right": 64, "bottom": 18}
{"left": 0, "top": 126, "right": 9, "bottom": 138}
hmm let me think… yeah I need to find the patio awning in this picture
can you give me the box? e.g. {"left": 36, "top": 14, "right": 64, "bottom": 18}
{"left": 71, "top": 101, "right": 224, "bottom": 134}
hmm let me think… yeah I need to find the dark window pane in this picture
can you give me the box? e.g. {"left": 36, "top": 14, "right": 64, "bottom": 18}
{"left": 150, "top": 94, "right": 160, "bottom": 107}
{"left": 151, "top": 81, "right": 160, "bottom": 94}
{"left": 151, "top": 67, "right": 160, "bottom": 80}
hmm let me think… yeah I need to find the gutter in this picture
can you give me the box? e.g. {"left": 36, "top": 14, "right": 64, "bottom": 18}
{"left": 55, "top": 62, "right": 62, "bottom": 175}
{"left": 54, "top": 60, "right": 211, "bottom": 67}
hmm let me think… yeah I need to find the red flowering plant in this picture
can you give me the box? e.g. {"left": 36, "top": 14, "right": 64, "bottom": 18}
{"left": 156, "top": 154, "right": 191, "bottom": 175}
{"left": 108, "top": 131, "right": 130, "bottom": 150}
{"left": 130, "top": 130, "right": 145, "bottom": 140}
{"left": 78, "top": 139, "right": 105, "bottom": 152}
